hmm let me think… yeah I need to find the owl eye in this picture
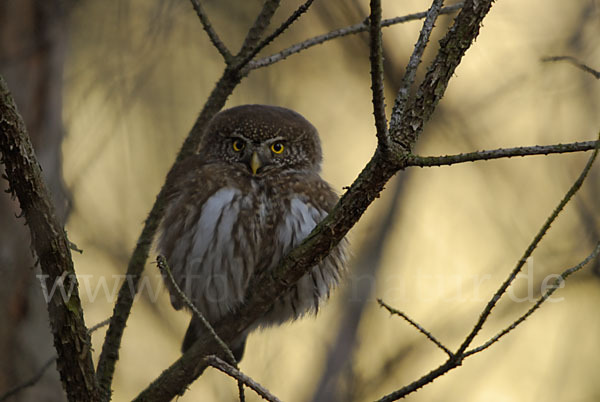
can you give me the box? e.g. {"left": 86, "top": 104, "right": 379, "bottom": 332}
{"left": 232, "top": 139, "right": 245, "bottom": 152}
{"left": 270, "top": 142, "right": 284, "bottom": 154}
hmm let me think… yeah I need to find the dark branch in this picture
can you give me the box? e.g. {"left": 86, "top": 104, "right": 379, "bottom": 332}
{"left": 390, "top": 0, "right": 444, "bottom": 127}
{"left": 377, "top": 299, "right": 453, "bottom": 358}
{"left": 157, "top": 256, "right": 237, "bottom": 366}
{"left": 132, "top": 0, "right": 502, "bottom": 399}
{"left": 405, "top": 140, "right": 600, "bottom": 167}
{"left": 206, "top": 356, "right": 282, "bottom": 402}
{"left": 0, "top": 75, "right": 99, "bottom": 400}
{"left": 465, "top": 241, "right": 600, "bottom": 357}
{"left": 250, "top": 4, "right": 464, "bottom": 69}
{"left": 368, "top": 0, "right": 388, "bottom": 145}
{"left": 188, "top": 0, "right": 232, "bottom": 63}
{"left": 0, "top": 357, "right": 57, "bottom": 402}
{"left": 240, "top": 0, "right": 315, "bottom": 70}
{"left": 454, "top": 136, "right": 599, "bottom": 356}
{"left": 542, "top": 56, "right": 600, "bottom": 79}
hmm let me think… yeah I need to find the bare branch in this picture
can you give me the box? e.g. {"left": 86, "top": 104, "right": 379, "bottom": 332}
{"left": 0, "top": 74, "right": 99, "bottom": 400}
{"left": 377, "top": 299, "right": 453, "bottom": 358}
{"left": 390, "top": 0, "right": 444, "bottom": 126}
{"left": 0, "top": 357, "right": 57, "bottom": 402}
{"left": 188, "top": 0, "right": 232, "bottom": 63}
{"left": 376, "top": 141, "right": 599, "bottom": 401}
{"left": 240, "top": 0, "right": 315, "bottom": 70}
{"left": 368, "top": 0, "right": 388, "bottom": 144}
{"left": 156, "top": 256, "right": 238, "bottom": 366}
{"left": 454, "top": 135, "right": 599, "bottom": 356}
{"left": 206, "top": 356, "right": 282, "bottom": 402}
{"left": 237, "top": 0, "right": 281, "bottom": 60}
{"left": 542, "top": 56, "right": 600, "bottom": 79}
{"left": 88, "top": 318, "right": 111, "bottom": 334}
{"left": 405, "top": 140, "right": 600, "bottom": 167}
{"left": 465, "top": 241, "right": 600, "bottom": 357}
{"left": 250, "top": 4, "right": 464, "bottom": 70}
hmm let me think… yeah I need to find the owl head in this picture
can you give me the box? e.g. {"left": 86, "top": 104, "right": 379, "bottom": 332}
{"left": 199, "top": 104, "right": 323, "bottom": 175}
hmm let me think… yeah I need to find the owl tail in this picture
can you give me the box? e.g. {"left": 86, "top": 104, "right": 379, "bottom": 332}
{"left": 181, "top": 316, "right": 248, "bottom": 362}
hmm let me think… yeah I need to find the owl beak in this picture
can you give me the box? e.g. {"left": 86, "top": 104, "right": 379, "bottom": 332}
{"left": 250, "top": 151, "right": 262, "bottom": 175}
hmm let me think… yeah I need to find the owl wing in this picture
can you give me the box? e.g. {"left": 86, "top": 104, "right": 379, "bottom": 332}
{"left": 157, "top": 156, "right": 246, "bottom": 313}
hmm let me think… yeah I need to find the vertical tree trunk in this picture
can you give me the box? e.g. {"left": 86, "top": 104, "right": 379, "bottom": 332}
{"left": 0, "top": 1, "right": 70, "bottom": 400}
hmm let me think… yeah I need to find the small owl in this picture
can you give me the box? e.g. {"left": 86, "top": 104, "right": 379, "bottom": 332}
{"left": 157, "top": 104, "right": 348, "bottom": 360}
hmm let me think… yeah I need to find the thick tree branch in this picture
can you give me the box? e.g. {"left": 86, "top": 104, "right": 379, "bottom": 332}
{"left": 405, "top": 140, "right": 600, "bottom": 167}
{"left": 0, "top": 75, "right": 98, "bottom": 400}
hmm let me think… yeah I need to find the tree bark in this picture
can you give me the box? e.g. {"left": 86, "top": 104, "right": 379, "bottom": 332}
{"left": 0, "top": 1, "right": 70, "bottom": 400}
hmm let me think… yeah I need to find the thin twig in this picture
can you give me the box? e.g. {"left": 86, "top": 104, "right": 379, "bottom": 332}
{"left": 250, "top": 4, "right": 464, "bottom": 69}
{"left": 542, "top": 56, "right": 600, "bottom": 79}
{"left": 240, "top": 0, "right": 315, "bottom": 69}
{"left": 405, "top": 140, "right": 599, "bottom": 167}
{"left": 189, "top": 0, "right": 232, "bottom": 63}
{"left": 156, "top": 256, "right": 237, "bottom": 366}
{"left": 0, "top": 357, "right": 57, "bottom": 402}
{"left": 454, "top": 133, "right": 600, "bottom": 356}
{"left": 156, "top": 256, "right": 246, "bottom": 401}
{"left": 377, "top": 134, "right": 600, "bottom": 401}
{"left": 206, "top": 356, "right": 282, "bottom": 402}
{"left": 378, "top": 299, "right": 453, "bottom": 358}
{"left": 88, "top": 318, "right": 111, "bottom": 334}
{"left": 465, "top": 241, "right": 600, "bottom": 357}
{"left": 390, "top": 0, "right": 444, "bottom": 127}
{"left": 368, "top": 0, "right": 388, "bottom": 144}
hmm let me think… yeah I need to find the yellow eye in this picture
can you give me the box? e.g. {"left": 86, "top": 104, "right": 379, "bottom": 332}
{"left": 270, "top": 142, "right": 284, "bottom": 154}
{"left": 232, "top": 139, "right": 245, "bottom": 152}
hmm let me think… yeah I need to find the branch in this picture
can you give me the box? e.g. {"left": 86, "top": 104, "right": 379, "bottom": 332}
{"left": 188, "top": 0, "right": 232, "bottom": 63}
{"left": 376, "top": 134, "right": 600, "bottom": 401}
{"left": 132, "top": 1, "right": 501, "bottom": 400}
{"left": 96, "top": 1, "right": 292, "bottom": 398}
{"left": 0, "top": 75, "right": 99, "bottom": 400}
{"left": 389, "top": 0, "right": 444, "bottom": 127}
{"left": 0, "top": 317, "right": 111, "bottom": 402}
{"left": 390, "top": 0, "right": 495, "bottom": 151}
{"left": 368, "top": 0, "right": 388, "bottom": 145}
{"left": 205, "top": 356, "right": 282, "bottom": 402}
{"left": 405, "top": 140, "right": 600, "bottom": 167}
{"left": 239, "top": 0, "right": 315, "bottom": 70}
{"left": 377, "top": 299, "right": 453, "bottom": 358}
{"left": 156, "top": 256, "right": 237, "bottom": 365}
{"left": 465, "top": 241, "right": 600, "bottom": 357}
{"left": 0, "top": 357, "right": 57, "bottom": 402}
{"left": 542, "top": 56, "right": 600, "bottom": 79}
{"left": 454, "top": 134, "right": 599, "bottom": 356}
{"left": 236, "top": 0, "right": 281, "bottom": 61}
{"left": 250, "top": 4, "right": 464, "bottom": 70}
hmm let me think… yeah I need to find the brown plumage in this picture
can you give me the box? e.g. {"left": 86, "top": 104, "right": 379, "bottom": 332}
{"left": 157, "top": 104, "right": 348, "bottom": 359}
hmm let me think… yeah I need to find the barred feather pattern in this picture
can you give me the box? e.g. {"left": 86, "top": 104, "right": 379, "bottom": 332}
{"left": 157, "top": 163, "right": 347, "bottom": 349}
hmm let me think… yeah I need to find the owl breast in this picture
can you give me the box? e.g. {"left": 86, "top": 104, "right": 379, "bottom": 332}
{"left": 159, "top": 181, "right": 344, "bottom": 328}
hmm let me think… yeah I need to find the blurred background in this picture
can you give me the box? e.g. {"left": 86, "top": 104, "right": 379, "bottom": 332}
{"left": 1, "top": 0, "right": 599, "bottom": 401}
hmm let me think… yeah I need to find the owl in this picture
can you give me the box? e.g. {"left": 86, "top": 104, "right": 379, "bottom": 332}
{"left": 157, "top": 104, "right": 348, "bottom": 360}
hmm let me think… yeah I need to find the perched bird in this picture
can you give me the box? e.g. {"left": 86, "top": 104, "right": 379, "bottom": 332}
{"left": 157, "top": 104, "right": 348, "bottom": 360}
